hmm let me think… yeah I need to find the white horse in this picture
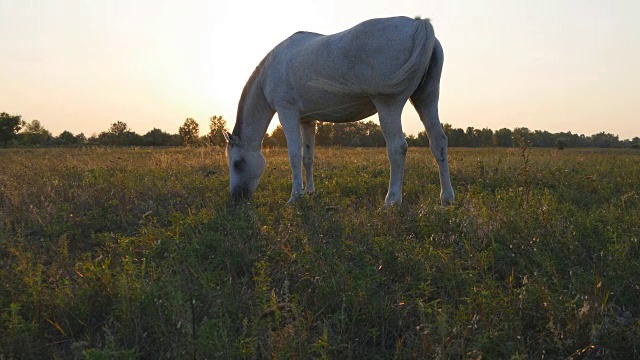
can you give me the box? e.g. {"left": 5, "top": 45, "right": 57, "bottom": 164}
{"left": 224, "top": 16, "right": 454, "bottom": 207}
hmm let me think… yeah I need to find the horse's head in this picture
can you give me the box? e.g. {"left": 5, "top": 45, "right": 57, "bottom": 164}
{"left": 224, "top": 131, "right": 266, "bottom": 201}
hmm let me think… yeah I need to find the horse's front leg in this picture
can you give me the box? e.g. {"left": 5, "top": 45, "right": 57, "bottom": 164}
{"left": 375, "top": 99, "right": 407, "bottom": 208}
{"left": 301, "top": 121, "right": 316, "bottom": 195}
{"left": 280, "top": 113, "right": 304, "bottom": 204}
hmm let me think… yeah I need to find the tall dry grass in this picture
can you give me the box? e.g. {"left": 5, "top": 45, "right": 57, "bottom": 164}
{"left": 1, "top": 146, "right": 639, "bottom": 359}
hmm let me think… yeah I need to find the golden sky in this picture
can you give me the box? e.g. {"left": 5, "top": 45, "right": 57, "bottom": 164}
{"left": 1, "top": 0, "right": 639, "bottom": 139}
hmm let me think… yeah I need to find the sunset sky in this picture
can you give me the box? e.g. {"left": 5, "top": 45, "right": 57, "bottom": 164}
{"left": 1, "top": 0, "right": 639, "bottom": 139}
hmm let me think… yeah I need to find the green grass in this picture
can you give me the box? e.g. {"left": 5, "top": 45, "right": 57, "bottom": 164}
{"left": 1, "top": 146, "right": 639, "bottom": 359}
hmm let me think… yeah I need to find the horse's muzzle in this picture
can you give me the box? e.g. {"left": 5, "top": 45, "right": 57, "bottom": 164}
{"left": 231, "top": 184, "right": 252, "bottom": 201}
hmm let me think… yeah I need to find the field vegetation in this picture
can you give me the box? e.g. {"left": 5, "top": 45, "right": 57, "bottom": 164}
{"left": 1, "top": 146, "right": 639, "bottom": 359}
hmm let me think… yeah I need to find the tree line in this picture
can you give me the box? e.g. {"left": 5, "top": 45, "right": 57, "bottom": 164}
{"left": 0, "top": 112, "right": 228, "bottom": 147}
{"left": 1, "top": 111, "right": 638, "bottom": 149}
{"left": 265, "top": 121, "right": 639, "bottom": 149}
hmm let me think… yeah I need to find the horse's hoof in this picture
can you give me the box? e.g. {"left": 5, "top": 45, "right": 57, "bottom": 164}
{"left": 440, "top": 192, "right": 455, "bottom": 206}
{"left": 287, "top": 193, "right": 302, "bottom": 205}
{"left": 381, "top": 201, "right": 401, "bottom": 210}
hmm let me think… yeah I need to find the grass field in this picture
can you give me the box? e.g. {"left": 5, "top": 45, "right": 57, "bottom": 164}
{"left": 1, "top": 146, "right": 639, "bottom": 359}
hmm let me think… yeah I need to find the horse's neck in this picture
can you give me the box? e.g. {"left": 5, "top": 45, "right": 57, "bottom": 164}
{"left": 233, "top": 67, "right": 274, "bottom": 149}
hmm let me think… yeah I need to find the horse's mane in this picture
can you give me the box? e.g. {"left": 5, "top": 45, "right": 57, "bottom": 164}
{"left": 233, "top": 52, "right": 273, "bottom": 137}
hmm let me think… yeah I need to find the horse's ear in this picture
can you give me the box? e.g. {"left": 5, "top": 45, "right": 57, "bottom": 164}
{"left": 223, "top": 130, "right": 238, "bottom": 145}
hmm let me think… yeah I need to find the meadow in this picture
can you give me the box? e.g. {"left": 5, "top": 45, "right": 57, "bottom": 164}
{"left": 0, "top": 146, "right": 639, "bottom": 359}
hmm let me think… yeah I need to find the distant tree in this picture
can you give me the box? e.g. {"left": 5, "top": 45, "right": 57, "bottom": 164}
{"left": 315, "top": 122, "right": 333, "bottom": 146}
{"left": 442, "top": 123, "right": 466, "bottom": 147}
{"left": 262, "top": 135, "right": 277, "bottom": 148}
{"left": 406, "top": 134, "right": 419, "bottom": 147}
{"left": 143, "top": 128, "right": 182, "bottom": 146}
{"left": 0, "top": 112, "right": 24, "bottom": 145}
{"left": 465, "top": 127, "right": 477, "bottom": 147}
{"left": 590, "top": 132, "right": 619, "bottom": 148}
{"left": 493, "top": 128, "right": 513, "bottom": 147}
{"left": 531, "top": 130, "right": 553, "bottom": 147}
{"left": 179, "top": 118, "right": 200, "bottom": 146}
{"left": 361, "top": 121, "right": 385, "bottom": 147}
{"left": 512, "top": 128, "right": 532, "bottom": 150}
{"left": 56, "top": 130, "right": 78, "bottom": 145}
{"left": 109, "top": 121, "right": 130, "bottom": 136}
{"left": 417, "top": 130, "right": 430, "bottom": 147}
{"left": 21, "top": 119, "right": 52, "bottom": 145}
{"left": 207, "top": 115, "right": 227, "bottom": 147}
{"left": 92, "top": 121, "right": 144, "bottom": 146}
{"left": 126, "top": 132, "right": 144, "bottom": 146}
{"left": 474, "top": 128, "right": 493, "bottom": 147}
{"left": 100, "top": 121, "right": 142, "bottom": 146}
{"left": 270, "top": 125, "right": 287, "bottom": 147}
{"left": 407, "top": 130, "right": 431, "bottom": 147}
{"left": 75, "top": 133, "right": 87, "bottom": 144}
{"left": 87, "top": 133, "right": 99, "bottom": 144}
{"left": 513, "top": 127, "right": 531, "bottom": 145}
{"left": 575, "top": 134, "right": 588, "bottom": 147}
{"left": 332, "top": 122, "right": 368, "bottom": 146}
{"left": 95, "top": 131, "right": 116, "bottom": 145}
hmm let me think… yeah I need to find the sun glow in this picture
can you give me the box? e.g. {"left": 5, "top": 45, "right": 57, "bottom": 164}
{"left": 0, "top": 0, "right": 638, "bottom": 139}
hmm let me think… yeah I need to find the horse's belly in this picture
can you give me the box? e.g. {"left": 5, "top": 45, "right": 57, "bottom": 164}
{"left": 299, "top": 98, "right": 377, "bottom": 123}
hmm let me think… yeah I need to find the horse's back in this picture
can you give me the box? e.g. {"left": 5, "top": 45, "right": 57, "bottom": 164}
{"left": 287, "top": 17, "right": 432, "bottom": 91}
{"left": 262, "top": 17, "right": 436, "bottom": 121}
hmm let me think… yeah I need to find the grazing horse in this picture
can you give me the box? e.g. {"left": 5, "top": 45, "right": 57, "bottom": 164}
{"left": 224, "top": 16, "right": 455, "bottom": 207}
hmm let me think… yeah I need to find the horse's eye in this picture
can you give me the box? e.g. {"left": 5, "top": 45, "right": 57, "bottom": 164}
{"left": 233, "top": 159, "right": 245, "bottom": 170}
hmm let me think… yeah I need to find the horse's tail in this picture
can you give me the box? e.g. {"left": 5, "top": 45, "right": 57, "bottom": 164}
{"left": 385, "top": 17, "right": 437, "bottom": 94}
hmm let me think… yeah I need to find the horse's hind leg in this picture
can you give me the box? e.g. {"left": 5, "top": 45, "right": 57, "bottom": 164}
{"left": 301, "top": 120, "right": 316, "bottom": 195}
{"left": 410, "top": 39, "right": 455, "bottom": 205}
{"left": 374, "top": 98, "right": 408, "bottom": 208}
